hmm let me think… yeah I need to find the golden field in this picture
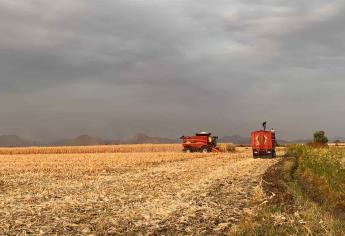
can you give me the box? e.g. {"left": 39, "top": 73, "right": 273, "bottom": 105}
{"left": 0, "top": 144, "right": 182, "bottom": 155}
{"left": 0, "top": 143, "right": 241, "bottom": 155}
{"left": 0, "top": 145, "right": 279, "bottom": 235}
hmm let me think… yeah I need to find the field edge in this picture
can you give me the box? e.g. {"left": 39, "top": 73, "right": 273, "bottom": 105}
{"left": 232, "top": 153, "right": 345, "bottom": 235}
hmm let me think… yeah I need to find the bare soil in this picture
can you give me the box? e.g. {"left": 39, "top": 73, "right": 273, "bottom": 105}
{"left": 0, "top": 151, "right": 279, "bottom": 235}
{"left": 261, "top": 158, "right": 296, "bottom": 211}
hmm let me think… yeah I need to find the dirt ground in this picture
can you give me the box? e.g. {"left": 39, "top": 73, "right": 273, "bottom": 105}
{"left": 0, "top": 150, "right": 279, "bottom": 235}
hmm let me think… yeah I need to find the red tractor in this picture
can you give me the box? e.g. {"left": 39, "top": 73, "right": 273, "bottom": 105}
{"left": 180, "top": 132, "right": 220, "bottom": 153}
{"left": 251, "top": 122, "right": 276, "bottom": 158}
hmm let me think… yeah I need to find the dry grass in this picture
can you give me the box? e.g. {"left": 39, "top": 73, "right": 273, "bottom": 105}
{"left": 219, "top": 143, "right": 236, "bottom": 152}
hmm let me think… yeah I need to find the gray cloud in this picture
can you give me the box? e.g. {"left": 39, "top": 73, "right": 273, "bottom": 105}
{"left": 0, "top": 0, "right": 344, "bottom": 141}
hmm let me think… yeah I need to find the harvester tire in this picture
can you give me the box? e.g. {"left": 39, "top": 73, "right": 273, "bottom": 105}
{"left": 201, "top": 148, "right": 209, "bottom": 153}
{"left": 185, "top": 149, "right": 192, "bottom": 153}
{"left": 271, "top": 150, "right": 276, "bottom": 158}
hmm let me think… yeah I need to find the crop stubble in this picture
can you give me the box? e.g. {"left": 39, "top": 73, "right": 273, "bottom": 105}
{"left": 0, "top": 149, "right": 278, "bottom": 235}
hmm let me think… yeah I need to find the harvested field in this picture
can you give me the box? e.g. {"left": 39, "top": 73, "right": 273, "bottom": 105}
{"left": 0, "top": 149, "right": 280, "bottom": 235}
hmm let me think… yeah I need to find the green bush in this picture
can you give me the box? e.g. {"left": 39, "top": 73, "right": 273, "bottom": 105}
{"left": 313, "top": 130, "right": 328, "bottom": 144}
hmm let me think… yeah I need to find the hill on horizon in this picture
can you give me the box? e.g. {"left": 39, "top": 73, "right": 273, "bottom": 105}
{"left": 47, "top": 134, "right": 179, "bottom": 146}
{"left": 126, "top": 133, "right": 178, "bottom": 144}
{"left": 0, "top": 135, "right": 38, "bottom": 147}
{"left": 50, "top": 135, "right": 108, "bottom": 146}
{"left": 219, "top": 135, "right": 251, "bottom": 144}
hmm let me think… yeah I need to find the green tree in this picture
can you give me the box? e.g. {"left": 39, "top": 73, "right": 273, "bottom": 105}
{"left": 313, "top": 130, "right": 328, "bottom": 144}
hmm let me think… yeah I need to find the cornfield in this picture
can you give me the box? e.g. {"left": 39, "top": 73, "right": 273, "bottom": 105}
{"left": 0, "top": 144, "right": 182, "bottom": 155}
{"left": 0, "top": 143, "right": 238, "bottom": 155}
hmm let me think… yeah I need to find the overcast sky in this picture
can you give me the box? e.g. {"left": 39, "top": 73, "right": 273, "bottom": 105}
{"left": 0, "top": 0, "right": 344, "bottom": 141}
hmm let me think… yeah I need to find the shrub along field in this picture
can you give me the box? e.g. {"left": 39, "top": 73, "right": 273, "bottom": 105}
{"left": 291, "top": 146, "right": 345, "bottom": 215}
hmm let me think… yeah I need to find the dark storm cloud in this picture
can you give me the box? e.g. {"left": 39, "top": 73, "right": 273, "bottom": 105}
{"left": 0, "top": 0, "right": 344, "bottom": 141}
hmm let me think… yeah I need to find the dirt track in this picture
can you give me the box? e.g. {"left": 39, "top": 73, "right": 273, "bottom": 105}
{"left": 0, "top": 151, "right": 279, "bottom": 235}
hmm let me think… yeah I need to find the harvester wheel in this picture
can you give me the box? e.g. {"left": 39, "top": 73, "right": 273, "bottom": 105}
{"left": 185, "top": 149, "right": 192, "bottom": 153}
{"left": 271, "top": 150, "right": 276, "bottom": 158}
{"left": 201, "top": 148, "right": 209, "bottom": 153}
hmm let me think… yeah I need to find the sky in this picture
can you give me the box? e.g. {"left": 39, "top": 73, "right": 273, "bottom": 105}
{"left": 0, "top": 0, "right": 344, "bottom": 141}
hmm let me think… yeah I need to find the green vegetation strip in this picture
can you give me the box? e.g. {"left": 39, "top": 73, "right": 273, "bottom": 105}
{"left": 234, "top": 146, "right": 345, "bottom": 235}
{"left": 288, "top": 145, "right": 345, "bottom": 213}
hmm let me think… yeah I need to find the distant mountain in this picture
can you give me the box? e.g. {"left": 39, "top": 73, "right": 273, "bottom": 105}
{"left": 126, "top": 133, "right": 178, "bottom": 144}
{"left": 49, "top": 138, "right": 74, "bottom": 146}
{"left": 71, "top": 135, "right": 106, "bottom": 146}
{"left": 50, "top": 135, "right": 107, "bottom": 146}
{"left": 219, "top": 134, "right": 310, "bottom": 145}
{"left": 283, "top": 139, "right": 311, "bottom": 144}
{"left": 219, "top": 135, "right": 251, "bottom": 144}
{"left": 49, "top": 133, "right": 178, "bottom": 146}
{"left": 332, "top": 137, "right": 345, "bottom": 142}
{"left": 0, "top": 135, "right": 38, "bottom": 147}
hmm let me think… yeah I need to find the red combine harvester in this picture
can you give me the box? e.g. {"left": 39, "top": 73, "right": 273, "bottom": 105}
{"left": 181, "top": 132, "right": 220, "bottom": 153}
{"left": 251, "top": 122, "right": 276, "bottom": 158}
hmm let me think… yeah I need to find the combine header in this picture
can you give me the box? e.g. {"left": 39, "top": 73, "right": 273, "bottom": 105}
{"left": 180, "top": 132, "right": 220, "bottom": 153}
{"left": 251, "top": 122, "right": 276, "bottom": 158}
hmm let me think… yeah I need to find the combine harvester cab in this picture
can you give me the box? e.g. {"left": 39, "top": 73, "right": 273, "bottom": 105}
{"left": 181, "top": 132, "right": 220, "bottom": 153}
{"left": 251, "top": 126, "right": 276, "bottom": 158}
